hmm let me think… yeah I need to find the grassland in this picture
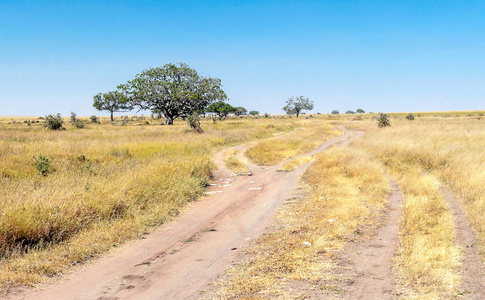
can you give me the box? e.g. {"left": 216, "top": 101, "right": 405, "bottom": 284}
{"left": 3, "top": 112, "right": 485, "bottom": 299}
{"left": 0, "top": 116, "right": 294, "bottom": 291}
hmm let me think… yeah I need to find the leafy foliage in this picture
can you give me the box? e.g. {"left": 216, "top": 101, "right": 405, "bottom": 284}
{"left": 32, "top": 154, "right": 55, "bottom": 176}
{"left": 376, "top": 112, "right": 391, "bottom": 127}
{"left": 44, "top": 114, "right": 64, "bottom": 130}
{"left": 249, "top": 110, "right": 259, "bottom": 116}
{"left": 126, "top": 63, "right": 227, "bottom": 125}
{"left": 206, "top": 101, "right": 237, "bottom": 119}
{"left": 235, "top": 107, "right": 247, "bottom": 116}
{"left": 282, "top": 96, "right": 314, "bottom": 117}
{"left": 70, "top": 112, "right": 85, "bottom": 128}
{"left": 356, "top": 108, "right": 365, "bottom": 113}
{"left": 93, "top": 87, "right": 133, "bottom": 122}
{"left": 186, "top": 113, "right": 203, "bottom": 133}
{"left": 346, "top": 110, "right": 356, "bottom": 114}
{"left": 90, "top": 115, "right": 100, "bottom": 124}
{"left": 331, "top": 110, "right": 339, "bottom": 114}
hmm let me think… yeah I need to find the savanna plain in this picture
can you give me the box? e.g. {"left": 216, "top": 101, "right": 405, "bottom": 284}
{"left": 2, "top": 112, "right": 485, "bottom": 299}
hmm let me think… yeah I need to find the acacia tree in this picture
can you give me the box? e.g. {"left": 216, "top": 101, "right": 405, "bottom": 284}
{"left": 282, "top": 96, "right": 314, "bottom": 118}
{"left": 206, "top": 101, "right": 237, "bottom": 119}
{"left": 235, "top": 107, "right": 247, "bottom": 116}
{"left": 93, "top": 86, "right": 132, "bottom": 122}
{"left": 126, "top": 63, "right": 227, "bottom": 125}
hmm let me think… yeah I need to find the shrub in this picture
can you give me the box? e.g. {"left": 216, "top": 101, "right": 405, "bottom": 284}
{"left": 70, "top": 112, "right": 85, "bottom": 128}
{"left": 376, "top": 113, "right": 391, "bottom": 128}
{"left": 331, "top": 110, "right": 339, "bottom": 114}
{"left": 186, "top": 113, "right": 203, "bottom": 133}
{"left": 44, "top": 114, "right": 64, "bottom": 130}
{"left": 90, "top": 115, "right": 100, "bottom": 124}
{"left": 32, "top": 154, "right": 56, "bottom": 176}
{"left": 346, "top": 110, "right": 355, "bottom": 114}
{"left": 406, "top": 113, "right": 415, "bottom": 120}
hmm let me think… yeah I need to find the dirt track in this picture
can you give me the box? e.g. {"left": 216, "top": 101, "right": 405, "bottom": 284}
{"left": 13, "top": 130, "right": 354, "bottom": 300}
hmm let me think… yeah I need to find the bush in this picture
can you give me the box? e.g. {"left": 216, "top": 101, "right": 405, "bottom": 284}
{"left": 33, "top": 154, "right": 56, "bottom": 176}
{"left": 331, "top": 110, "right": 339, "bottom": 114}
{"left": 70, "top": 112, "right": 85, "bottom": 128}
{"left": 90, "top": 115, "right": 100, "bottom": 124}
{"left": 186, "top": 113, "right": 203, "bottom": 133}
{"left": 346, "top": 110, "right": 355, "bottom": 114}
{"left": 406, "top": 113, "right": 415, "bottom": 120}
{"left": 44, "top": 114, "right": 64, "bottom": 130}
{"left": 376, "top": 113, "right": 391, "bottom": 128}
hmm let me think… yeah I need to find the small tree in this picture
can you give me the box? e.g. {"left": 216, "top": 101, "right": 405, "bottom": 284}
{"left": 346, "top": 110, "right": 356, "bottom": 114}
{"left": 44, "top": 114, "right": 64, "bottom": 130}
{"left": 356, "top": 108, "right": 365, "bottom": 113}
{"left": 376, "top": 113, "right": 391, "bottom": 127}
{"left": 235, "top": 107, "right": 247, "bottom": 116}
{"left": 93, "top": 87, "right": 133, "bottom": 122}
{"left": 282, "top": 96, "right": 314, "bottom": 118}
{"left": 331, "top": 110, "right": 339, "bottom": 114}
{"left": 186, "top": 112, "right": 203, "bottom": 133}
{"left": 206, "top": 101, "right": 237, "bottom": 119}
{"left": 249, "top": 110, "right": 259, "bottom": 116}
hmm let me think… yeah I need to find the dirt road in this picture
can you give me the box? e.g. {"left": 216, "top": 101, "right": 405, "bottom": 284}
{"left": 14, "top": 130, "right": 354, "bottom": 300}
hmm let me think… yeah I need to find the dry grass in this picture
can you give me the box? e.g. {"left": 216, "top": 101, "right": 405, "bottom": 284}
{"left": 0, "top": 116, "right": 293, "bottom": 292}
{"left": 206, "top": 145, "right": 390, "bottom": 298}
{"left": 224, "top": 149, "right": 249, "bottom": 173}
{"left": 352, "top": 118, "right": 483, "bottom": 298}
{"left": 277, "top": 155, "right": 315, "bottom": 172}
{"left": 245, "top": 120, "right": 342, "bottom": 165}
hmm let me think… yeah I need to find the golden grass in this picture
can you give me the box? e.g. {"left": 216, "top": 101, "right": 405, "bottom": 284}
{"left": 224, "top": 149, "right": 249, "bottom": 173}
{"left": 0, "top": 116, "right": 293, "bottom": 292}
{"left": 277, "top": 155, "right": 315, "bottom": 172}
{"left": 245, "top": 120, "right": 342, "bottom": 165}
{"left": 206, "top": 145, "right": 390, "bottom": 298}
{"left": 351, "top": 118, "right": 480, "bottom": 298}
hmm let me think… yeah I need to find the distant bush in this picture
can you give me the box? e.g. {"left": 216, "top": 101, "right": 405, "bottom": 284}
{"left": 346, "top": 110, "right": 355, "bottom": 114}
{"left": 70, "top": 112, "right": 85, "bottom": 128}
{"left": 44, "top": 114, "right": 64, "bottom": 130}
{"left": 376, "top": 113, "right": 391, "bottom": 128}
{"left": 90, "top": 115, "right": 100, "bottom": 124}
{"left": 33, "top": 154, "right": 55, "bottom": 176}
{"left": 249, "top": 110, "right": 259, "bottom": 116}
{"left": 406, "top": 113, "right": 415, "bottom": 120}
{"left": 331, "top": 110, "right": 339, "bottom": 114}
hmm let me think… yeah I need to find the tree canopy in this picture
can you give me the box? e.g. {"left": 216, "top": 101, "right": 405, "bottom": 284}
{"left": 235, "top": 107, "right": 247, "bottom": 116}
{"left": 282, "top": 96, "right": 314, "bottom": 118}
{"left": 125, "top": 63, "right": 227, "bottom": 125}
{"left": 93, "top": 87, "right": 132, "bottom": 122}
{"left": 206, "top": 101, "right": 237, "bottom": 119}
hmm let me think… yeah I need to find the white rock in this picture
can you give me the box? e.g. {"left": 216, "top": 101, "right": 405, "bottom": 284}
{"left": 302, "top": 241, "right": 312, "bottom": 247}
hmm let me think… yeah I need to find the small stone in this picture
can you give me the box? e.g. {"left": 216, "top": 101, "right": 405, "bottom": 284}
{"left": 302, "top": 241, "right": 312, "bottom": 247}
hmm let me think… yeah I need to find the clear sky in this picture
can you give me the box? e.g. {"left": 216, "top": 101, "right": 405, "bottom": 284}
{"left": 1, "top": 0, "right": 484, "bottom": 116}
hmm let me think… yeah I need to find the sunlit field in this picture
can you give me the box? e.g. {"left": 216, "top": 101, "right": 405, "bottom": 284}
{"left": 0, "top": 115, "right": 295, "bottom": 291}
{"left": 3, "top": 112, "right": 485, "bottom": 299}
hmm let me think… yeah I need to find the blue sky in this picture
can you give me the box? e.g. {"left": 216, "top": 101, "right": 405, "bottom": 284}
{"left": 1, "top": 0, "right": 484, "bottom": 116}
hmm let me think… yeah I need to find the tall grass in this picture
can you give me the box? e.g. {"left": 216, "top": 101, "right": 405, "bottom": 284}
{"left": 353, "top": 118, "right": 485, "bottom": 298}
{"left": 0, "top": 117, "right": 292, "bottom": 291}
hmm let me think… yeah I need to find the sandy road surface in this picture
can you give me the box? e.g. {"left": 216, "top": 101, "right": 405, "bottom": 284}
{"left": 11, "top": 129, "right": 354, "bottom": 300}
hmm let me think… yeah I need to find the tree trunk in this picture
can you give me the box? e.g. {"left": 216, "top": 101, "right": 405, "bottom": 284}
{"left": 296, "top": 111, "right": 300, "bottom": 118}
{"left": 165, "top": 115, "right": 174, "bottom": 125}
{"left": 110, "top": 111, "right": 114, "bottom": 122}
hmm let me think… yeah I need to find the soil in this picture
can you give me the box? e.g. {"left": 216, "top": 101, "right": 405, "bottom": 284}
{"left": 441, "top": 186, "right": 485, "bottom": 299}
{"left": 332, "top": 178, "right": 404, "bottom": 300}
{"left": 9, "top": 129, "right": 354, "bottom": 300}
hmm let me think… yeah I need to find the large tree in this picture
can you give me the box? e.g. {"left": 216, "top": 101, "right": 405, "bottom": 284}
{"left": 282, "top": 96, "right": 314, "bottom": 118}
{"left": 93, "top": 86, "right": 132, "bottom": 122}
{"left": 235, "top": 106, "right": 247, "bottom": 116}
{"left": 206, "top": 101, "right": 237, "bottom": 119}
{"left": 126, "top": 63, "right": 227, "bottom": 125}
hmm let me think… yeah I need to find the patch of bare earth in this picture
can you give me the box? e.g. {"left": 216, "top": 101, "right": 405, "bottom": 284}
{"left": 5, "top": 131, "right": 352, "bottom": 300}
{"left": 441, "top": 186, "right": 485, "bottom": 299}
{"left": 324, "top": 179, "right": 403, "bottom": 299}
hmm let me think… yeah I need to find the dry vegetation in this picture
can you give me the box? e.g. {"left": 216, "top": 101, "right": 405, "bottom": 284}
{"left": 245, "top": 120, "right": 341, "bottom": 166}
{"left": 206, "top": 144, "right": 390, "bottom": 298}
{"left": 4, "top": 112, "right": 485, "bottom": 299}
{"left": 353, "top": 116, "right": 485, "bottom": 298}
{"left": 0, "top": 116, "right": 293, "bottom": 292}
